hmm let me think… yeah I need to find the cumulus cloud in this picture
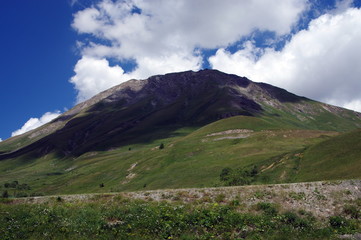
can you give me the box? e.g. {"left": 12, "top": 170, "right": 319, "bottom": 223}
{"left": 71, "top": 0, "right": 307, "bottom": 102}
{"left": 209, "top": 7, "right": 361, "bottom": 112}
{"left": 11, "top": 111, "right": 61, "bottom": 137}
{"left": 0, "top": 138, "right": 2, "bottom": 142}
{"left": 70, "top": 56, "right": 133, "bottom": 103}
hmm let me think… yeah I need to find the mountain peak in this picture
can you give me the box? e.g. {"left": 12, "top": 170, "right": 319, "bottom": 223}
{"left": 1, "top": 70, "right": 360, "bottom": 160}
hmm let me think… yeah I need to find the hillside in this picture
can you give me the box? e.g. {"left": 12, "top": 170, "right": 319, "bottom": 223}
{"left": 0, "top": 70, "right": 360, "bottom": 196}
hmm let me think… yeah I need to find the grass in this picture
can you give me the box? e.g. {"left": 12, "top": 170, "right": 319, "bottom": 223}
{"left": 296, "top": 129, "right": 361, "bottom": 181}
{"left": 0, "top": 115, "right": 359, "bottom": 196}
{"left": 1, "top": 196, "right": 360, "bottom": 239}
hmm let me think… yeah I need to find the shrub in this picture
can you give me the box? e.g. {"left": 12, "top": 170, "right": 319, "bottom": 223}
{"left": 343, "top": 205, "right": 360, "bottom": 219}
{"left": 15, "top": 192, "right": 28, "bottom": 198}
{"left": 30, "top": 192, "right": 44, "bottom": 197}
{"left": 282, "top": 211, "right": 311, "bottom": 229}
{"left": 220, "top": 167, "right": 232, "bottom": 182}
{"left": 256, "top": 202, "right": 278, "bottom": 216}
{"left": 250, "top": 165, "right": 258, "bottom": 177}
{"left": 229, "top": 198, "right": 240, "bottom": 207}
{"left": 215, "top": 194, "right": 226, "bottom": 203}
{"left": 219, "top": 166, "right": 259, "bottom": 186}
{"left": 2, "top": 190, "right": 9, "bottom": 198}
{"left": 329, "top": 216, "right": 348, "bottom": 228}
{"left": 289, "top": 191, "right": 306, "bottom": 200}
{"left": 159, "top": 143, "right": 164, "bottom": 149}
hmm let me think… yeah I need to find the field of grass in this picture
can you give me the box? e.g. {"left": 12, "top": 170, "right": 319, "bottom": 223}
{"left": 1, "top": 115, "right": 359, "bottom": 197}
{"left": 297, "top": 129, "right": 361, "bottom": 181}
{"left": 1, "top": 180, "right": 361, "bottom": 240}
{"left": 1, "top": 71, "right": 361, "bottom": 238}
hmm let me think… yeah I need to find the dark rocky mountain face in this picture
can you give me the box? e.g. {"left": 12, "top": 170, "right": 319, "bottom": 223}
{"left": 1, "top": 69, "right": 360, "bottom": 160}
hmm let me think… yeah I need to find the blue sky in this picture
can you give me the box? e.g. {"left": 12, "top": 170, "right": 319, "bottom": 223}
{"left": 1, "top": 0, "right": 361, "bottom": 141}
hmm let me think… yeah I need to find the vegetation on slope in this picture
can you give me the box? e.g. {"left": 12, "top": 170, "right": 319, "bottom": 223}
{"left": 1, "top": 70, "right": 361, "bottom": 196}
{"left": 297, "top": 129, "right": 361, "bottom": 181}
{"left": 1, "top": 180, "right": 361, "bottom": 240}
{"left": 1, "top": 115, "right": 359, "bottom": 196}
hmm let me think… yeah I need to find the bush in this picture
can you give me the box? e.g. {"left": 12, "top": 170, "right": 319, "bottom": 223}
{"left": 215, "top": 194, "right": 226, "bottom": 203}
{"left": 15, "top": 192, "right": 29, "bottom": 198}
{"left": 256, "top": 202, "right": 278, "bottom": 216}
{"left": 159, "top": 143, "right": 164, "bottom": 149}
{"left": 329, "top": 216, "right": 348, "bottom": 228}
{"left": 30, "top": 192, "right": 44, "bottom": 197}
{"left": 220, "top": 167, "right": 232, "bottom": 182}
{"left": 229, "top": 199, "right": 240, "bottom": 207}
{"left": 282, "top": 211, "right": 311, "bottom": 229}
{"left": 2, "top": 190, "right": 9, "bottom": 198}
{"left": 219, "top": 166, "right": 259, "bottom": 186}
{"left": 344, "top": 205, "right": 360, "bottom": 219}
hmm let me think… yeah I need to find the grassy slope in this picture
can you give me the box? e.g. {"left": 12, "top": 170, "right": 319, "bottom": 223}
{"left": 2, "top": 116, "right": 359, "bottom": 196}
{"left": 296, "top": 129, "right": 361, "bottom": 181}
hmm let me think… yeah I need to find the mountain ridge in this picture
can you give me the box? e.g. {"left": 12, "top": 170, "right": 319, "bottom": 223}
{"left": 1, "top": 69, "right": 361, "bottom": 195}
{"left": 1, "top": 69, "right": 361, "bottom": 160}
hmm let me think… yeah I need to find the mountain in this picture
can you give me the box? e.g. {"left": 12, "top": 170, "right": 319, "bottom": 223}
{"left": 0, "top": 69, "right": 360, "bottom": 195}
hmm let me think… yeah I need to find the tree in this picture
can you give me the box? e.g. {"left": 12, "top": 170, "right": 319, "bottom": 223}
{"left": 159, "top": 143, "right": 164, "bottom": 149}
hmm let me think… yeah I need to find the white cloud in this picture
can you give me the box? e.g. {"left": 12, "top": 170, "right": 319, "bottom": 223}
{"left": 70, "top": 56, "right": 133, "bottom": 103}
{"left": 11, "top": 111, "right": 61, "bottom": 137}
{"left": 209, "top": 8, "right": 361, "bottom": 112}
{"left": 0, "top": 138, "right": 2, "bottom": 142}
{"left": 71, "top": 0, "right": 307, "bottom": 102}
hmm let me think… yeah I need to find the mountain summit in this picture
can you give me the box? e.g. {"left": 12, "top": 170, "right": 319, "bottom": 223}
{"left": 1, "top": 69, "right": 361, "bottom": 160}
{"left": 1, "top": 69, "right": 361, "bottom": 194}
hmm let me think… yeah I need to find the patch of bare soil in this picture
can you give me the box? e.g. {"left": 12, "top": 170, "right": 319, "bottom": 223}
{"left": 121, "top": 162, "right": 137, "bottom": 184}
{"left": 206, "top": 129, "right": 254, "bottom": 137}
{"left": 203, "top": 129, "right": 253, "bottom": 142}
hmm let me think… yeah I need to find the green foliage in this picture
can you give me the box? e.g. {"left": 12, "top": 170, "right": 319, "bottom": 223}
{"left": 255, "top": 202, "right": 278, "bottom": 216}
{"left": 289, "top": 191, "right": 306, "bottom": 201}
{"left": 329, "top": 216, "right": 349, "bottom": 228}
{"left": 0, "top": 116, "right": 360, "bottom": 196}
{"left": 297, "top": 129, "right": 361, "bottom": 181}
{"left": 1, "top": 190, "right": 9, "bottom": 198}
{"left": 219, "top": 167, "right": 232, "bottom": 182}
{"left": 15, "top": 192, "right": 28, "bottom": 198}
{"left": 219, "top": 166, "right": 259, "bottom": 186}
{"left": 214, "top": 193, "right": 226, "bottom": 203}
{"left": 4, "top": 181, "right": 30, "bottom": 190}
{"left": 2, "top": 181, "right": 31, "bottom": 198}
{"left": 344, "top": 205, "right": 360, "bottom": 219}
{"left": 1, "top": 199, "right": 357, "bottom": 239}
{"left": 282, "top": 211, "right": 311, "bottom": 229}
